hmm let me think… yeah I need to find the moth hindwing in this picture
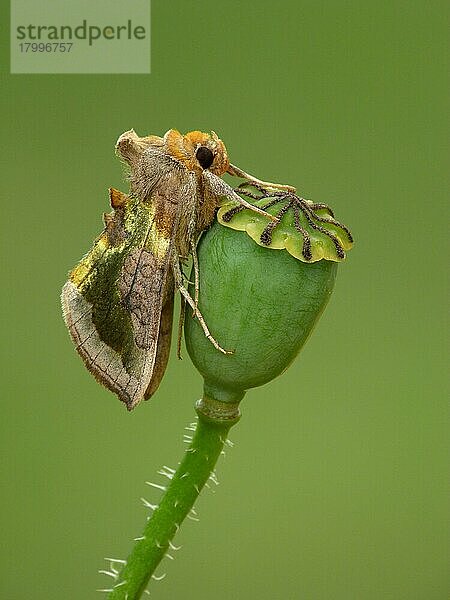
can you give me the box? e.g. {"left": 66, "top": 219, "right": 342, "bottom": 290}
{"left": 62, "top": 128, "right": 292, "bottom": 409}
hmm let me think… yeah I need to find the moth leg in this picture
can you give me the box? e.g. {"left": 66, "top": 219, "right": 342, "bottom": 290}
{"left": 186, "top": 208, "right": 200, "bottom": 316}
{"left": 228, "top": 163, "right": 296, "bottom": 193}
{"left": 223, "top": 184, "right": 279, "bottom": 222}
{"left": 190, "top": 239, "right": 200, "bottom": 317}
{"left": 172, "top": 260, "right": 233, "bottom": 356}
{"left": 204, "top": 171, "right": 278, "bottom": 222}
{"left": 177, "top": 295, "right": 186, "bottom": 360}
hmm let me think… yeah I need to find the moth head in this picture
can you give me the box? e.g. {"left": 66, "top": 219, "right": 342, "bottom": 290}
{"left": 115, "top": 129, "right": 230, "bottom": 199}
{"left": 164, "top": 129, "right": 229, "bottom": 176}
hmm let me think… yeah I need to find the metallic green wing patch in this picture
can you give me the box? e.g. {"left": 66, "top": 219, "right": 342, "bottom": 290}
{"left": 217, "top": 185, "right": 353, "bottom": 262}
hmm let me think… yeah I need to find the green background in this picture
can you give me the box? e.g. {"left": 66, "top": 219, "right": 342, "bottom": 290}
{"left": 1, "top": 1, "right": 448, "bottom": 599}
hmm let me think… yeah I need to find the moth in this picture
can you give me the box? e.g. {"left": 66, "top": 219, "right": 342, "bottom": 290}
{"left": 61, "top": 128, "right": 293, "bottom": 410}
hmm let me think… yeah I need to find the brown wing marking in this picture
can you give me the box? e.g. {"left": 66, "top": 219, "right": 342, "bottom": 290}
{"left": 62, "top": 280, "right": 145, "bottom": 407}
{"left": 144, "top": 278, "right": 175, "bottom": 400}
{"left": 119, "top": 248, "right": 165, "bottom": 350}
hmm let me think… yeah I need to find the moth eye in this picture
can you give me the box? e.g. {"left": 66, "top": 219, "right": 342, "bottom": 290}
{"left": 196, "top": 146, "right": 214, "bottom": 169}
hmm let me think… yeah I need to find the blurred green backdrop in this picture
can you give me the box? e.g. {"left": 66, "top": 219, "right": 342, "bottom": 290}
{"left": 1, "top": 1, "right": 448, "bottom": 599}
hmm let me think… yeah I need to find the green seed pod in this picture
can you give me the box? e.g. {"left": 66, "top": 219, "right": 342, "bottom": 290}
{"left": 185, "top": 189, "right": 352, "bottom": 408}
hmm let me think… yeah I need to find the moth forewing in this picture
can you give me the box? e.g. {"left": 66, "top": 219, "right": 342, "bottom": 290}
{"left": 61, "top": 180, "right": 179, "bottom": 410}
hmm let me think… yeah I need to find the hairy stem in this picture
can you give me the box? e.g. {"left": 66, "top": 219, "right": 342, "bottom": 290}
{"left": 106, "top": 398, "right": 240, "bottom": 599}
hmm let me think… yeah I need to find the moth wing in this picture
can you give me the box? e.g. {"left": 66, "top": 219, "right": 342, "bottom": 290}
{"left": 62, "top": 170, "right": 184, "bottom": 410}
{"left": 142, "top": 168, "right": 199, "bottom": 400}
{"left": 144, "top": 289, "right": 175, "bottom": 400}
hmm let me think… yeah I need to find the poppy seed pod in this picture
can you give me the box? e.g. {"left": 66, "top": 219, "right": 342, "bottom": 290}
{"left": 185, "top": 190, "right": 352, "bottom": 410}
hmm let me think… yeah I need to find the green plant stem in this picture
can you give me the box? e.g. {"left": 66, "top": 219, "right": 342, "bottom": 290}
{"left": 107, "top": 399, "right": 240, "bottom": 600}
